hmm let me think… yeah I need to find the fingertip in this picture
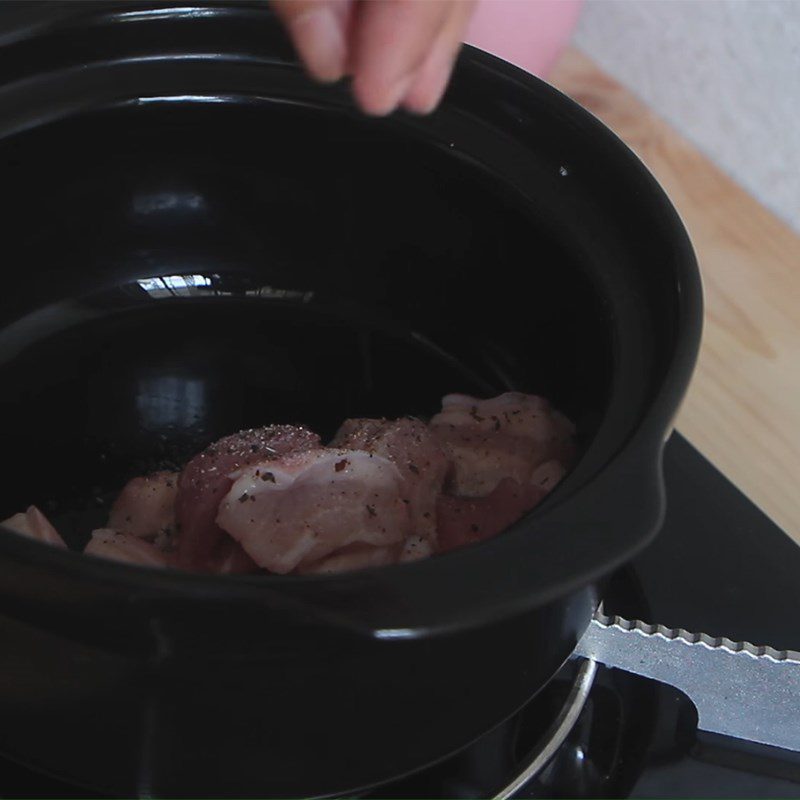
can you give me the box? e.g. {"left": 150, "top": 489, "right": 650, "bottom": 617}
{"left": 352, "top": 71, "right": 416, "bottom": 117}
{"left": 347, "top": 0, "right": 450, "bottom": 116}
{"left": 288, "top": 6, "right": 347, "bottom": 83}
{"left": 399, "top": 2, "right": 473, "bottom": 115}
{"left": 401, "top": 80, "right": 446, "bottom": 116}
{"left": 400, "top": 57, "right": 454, "bottom": 115}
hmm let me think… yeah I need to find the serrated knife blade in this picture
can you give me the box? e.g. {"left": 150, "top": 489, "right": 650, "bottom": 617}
{"left": 574, "top": 609, "right": 800, "bottom": 753}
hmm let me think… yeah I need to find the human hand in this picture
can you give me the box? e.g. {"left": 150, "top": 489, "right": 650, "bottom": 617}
{"left": 270, "top": 0, "right": 476, "bottom": 115}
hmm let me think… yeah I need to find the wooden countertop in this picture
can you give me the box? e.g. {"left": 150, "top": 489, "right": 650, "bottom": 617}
{"left": 549, "top": 48, "right": 800, "bottom": 543}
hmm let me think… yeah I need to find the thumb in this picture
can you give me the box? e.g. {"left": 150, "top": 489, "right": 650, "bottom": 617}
{"left": 270, "top": 0, "right": 350, "bottom": 83}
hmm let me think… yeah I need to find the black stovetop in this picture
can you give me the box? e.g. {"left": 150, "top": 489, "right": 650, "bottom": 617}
{"left": 2, "top": 432, "right": 800, "bottom": 798}
{"left": 615, "top": 433, "right": 800, "bottom": 654}
{"left": 374, "top": 432, "right": 800, "bottom": 799}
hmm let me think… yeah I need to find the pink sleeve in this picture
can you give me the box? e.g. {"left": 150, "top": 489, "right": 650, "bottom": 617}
{"left": 466, "top": 0, "right": 582, "bottom": 78}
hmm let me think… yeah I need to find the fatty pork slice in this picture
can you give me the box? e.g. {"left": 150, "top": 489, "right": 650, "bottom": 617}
{"left": 437, "top": 461, "right": 564, "bottom": 553}
{"left": 85, "top": 529, "right": 170, "bottom": 568}
{"left": 216, "top": 448, "right": 411, "bottom": 574}
{"left": 331, "top": 417, "right": 449, "bottom": 546}
{"left": 1, "top": 506, "right": 66, "bottom": 548}
{"left": 176, "top": 425, "right": 321, "bottom": 570}
{"left": 108, "top": 471, "right": 178, "bottom": 540}
{"left": 429, "top": 392, "right": 575, "bottom": 497}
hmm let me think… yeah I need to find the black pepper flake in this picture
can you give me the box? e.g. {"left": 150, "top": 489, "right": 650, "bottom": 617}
{"left": 250, "top": 444, "right": 260, "bottom": 452}
{"left": 470, "top": 524, "right": 479, "bottom": 533}
{"left": 366, "top": 504, "right": 377, "bottom": 517}
{"left": 423, "top": 512, "right": 431, "bottom": 519}
{"left": 541, "top": 477, "right": 550, "bottom": 485}
{"left": 261, "top": 471, "right": 276, "bottom": 483}
{"left": 408, "top": 463, "right": 420, "bottom": 475}
{"left": 335, "top": 459, "right": 349, "bottom": 472}
{"left": 494, "top": 419, "right": 501, "bottom": 432}
{"left": 238, "top": 492, "right": 249, "bottom": 503}
{"left": 250, "top": 494, "right": 256, "bottom": 501}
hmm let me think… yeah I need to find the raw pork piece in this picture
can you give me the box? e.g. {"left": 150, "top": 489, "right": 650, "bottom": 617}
{"left": 106, "top": 467, "right": 257, "bottom": 572}
{"left": 216, "top": 448, "right": 412, "bottom": 574}
{"left": 1, "top": 506, "right": 66, "bottom": 548}
{"left": 529, "top": 460, "right": 568, "bottom": 491}
{"left": 400, "top": 535, "right": 434, "bottom": 562}
{"left": 331, "top": 417, "right": 449, "bottom": 546}
{"left": 430, "top": 392, "right": 575, "bottom": 497}
{"left": 437, "top": 479, "right": 543, "bottom": 552}
{"left": 176, "top": 425, "right": 320, "bottom": 570}
{"left": 298, "top": 543, "right": 399, "bottom": 575}
{"left": 436, "top": 460, "right": 564, "bottom": 553}
{"left": 108, "top": 471, "right": 178, "bottom": 540}
{"left": 214, "top": 538, "right": 262, "bottom": 575}
{"left": 84, "top": 529, "right": 170, "bottom": 568}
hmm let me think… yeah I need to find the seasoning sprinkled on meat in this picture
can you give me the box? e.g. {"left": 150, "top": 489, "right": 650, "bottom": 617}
{"left": 108, "top": 471, "right": 178, "bottom": 540}
{"left": 430, "top": 392, "right": 575, "bottom": 497}
{"left": 176, "top": 425, "right": 321, "bottom": 571}
{"left": 217, "top": 448, "right": 411, "bottom": 574}
{"left": 332, "top": 417, "right": 449, "bottom": 548}
{"left": 45, "top": 392, "right": 577, "bottom": 574}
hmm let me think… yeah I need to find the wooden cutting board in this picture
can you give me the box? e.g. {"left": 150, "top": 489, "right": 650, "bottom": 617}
{"left": 549, "top": 48, "right": 800, "bottom": 543}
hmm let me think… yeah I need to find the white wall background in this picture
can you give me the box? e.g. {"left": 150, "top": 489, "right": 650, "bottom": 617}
{"left": 574, "top": 0, "right": 800, "bottom": 233}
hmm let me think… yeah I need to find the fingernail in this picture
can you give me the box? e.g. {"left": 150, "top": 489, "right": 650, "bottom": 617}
{"left": 291, "top": 7, "right": 346, "bottom": 83}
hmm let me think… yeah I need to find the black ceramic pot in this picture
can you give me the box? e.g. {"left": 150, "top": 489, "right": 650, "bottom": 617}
{"left": 0, "top": 2, "right": 702, "bottom": 797}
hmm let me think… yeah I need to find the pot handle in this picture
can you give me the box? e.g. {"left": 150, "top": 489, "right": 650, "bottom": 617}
{"left": 574, "top": 609, "right": 800, "bottom": 753}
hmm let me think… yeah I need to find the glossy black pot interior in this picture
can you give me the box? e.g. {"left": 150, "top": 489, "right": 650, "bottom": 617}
{"left": 0, "top": 3, "right": 701, "bottom": 797}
